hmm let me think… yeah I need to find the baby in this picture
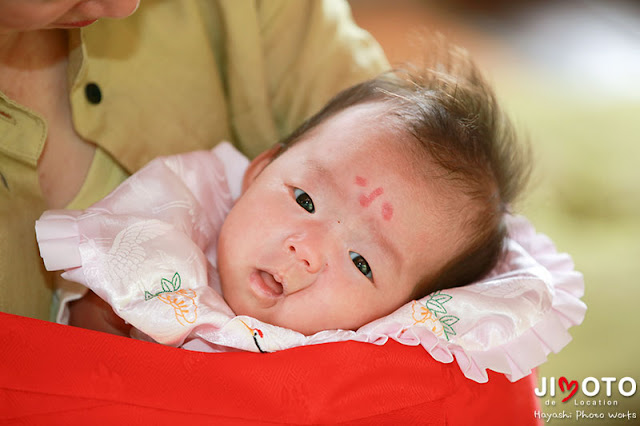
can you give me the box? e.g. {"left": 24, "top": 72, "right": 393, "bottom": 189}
{"left": 37, "top": 45, "right": 529, "bottom": 344}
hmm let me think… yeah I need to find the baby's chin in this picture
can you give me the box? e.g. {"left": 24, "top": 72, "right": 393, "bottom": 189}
{"left": 225, "top": 300, "right": 336, "bottom": 336}
{"left": 219, "top": 279, "right": 374, "bottom": 335}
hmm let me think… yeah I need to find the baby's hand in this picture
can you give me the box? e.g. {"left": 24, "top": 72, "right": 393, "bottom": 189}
{"left": 68, "top": 290, "right": 132, "bottom": 337}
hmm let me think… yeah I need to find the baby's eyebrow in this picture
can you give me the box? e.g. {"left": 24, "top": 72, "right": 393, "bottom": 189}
{"left": 303, "top": 159, "right": 339, "bottom": 190}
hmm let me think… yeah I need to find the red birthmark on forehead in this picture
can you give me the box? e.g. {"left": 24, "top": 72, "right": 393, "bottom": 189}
{"left": 354, "top": 176, "right": 394, "bottom": 221}
{"left": 359, "top": 187, "right": 383, "bottom": 207}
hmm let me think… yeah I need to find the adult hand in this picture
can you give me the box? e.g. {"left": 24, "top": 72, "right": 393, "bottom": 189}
{"left": 68, "top": 290, "right": 132, "bottom": 337}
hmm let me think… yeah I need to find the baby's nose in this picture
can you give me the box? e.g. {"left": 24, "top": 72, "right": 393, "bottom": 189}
{"left": 286, "top": 239, "right": 324, "bottom": 274}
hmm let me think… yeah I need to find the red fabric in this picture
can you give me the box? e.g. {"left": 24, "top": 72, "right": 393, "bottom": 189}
{"left": 0, "top": 313, "right": 540, "bottom": 425}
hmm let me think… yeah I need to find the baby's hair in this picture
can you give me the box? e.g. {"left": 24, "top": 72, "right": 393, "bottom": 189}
{"left": 279, "top": 40, "right": 531, "bottom": 299}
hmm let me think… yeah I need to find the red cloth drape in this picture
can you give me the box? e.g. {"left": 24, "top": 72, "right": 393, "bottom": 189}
{"left": 0, "top": 313, "right": 540, "bottom": 425}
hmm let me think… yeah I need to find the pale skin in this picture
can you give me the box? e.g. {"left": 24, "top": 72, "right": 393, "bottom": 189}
{"left": 68, "top": 102, "right": 473, "bottom": 337}
{"left": 218, "top": 103, "right": 470, "bottom": 335}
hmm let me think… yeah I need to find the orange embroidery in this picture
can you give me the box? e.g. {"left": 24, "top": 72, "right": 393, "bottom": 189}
{"left": 411, "top": 291, "right": 459, "bottom": 341}
{"left": 157, "top": 288, "right": 198, "bottom": 326}
{"left": 411, "top": 301, "right": 445, "bottom": 338}
{"left": 145, "top": 272, "right": 198, "bottom": 326}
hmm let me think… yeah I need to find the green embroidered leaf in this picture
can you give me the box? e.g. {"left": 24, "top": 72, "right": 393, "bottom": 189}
{"left": 439, "top": 315, "right": 459, "bottom": 327}
{"left": 171, "top": 272, "right": 181, "bottom": 291}
{"left": 161, "top": 278, "right": 172, "bottom": 292}
{"left": 144, "top": 291, "right": 155, "bottom": 301}
{"left": 426, "top": 300, "right": 447, "bottom": 315}
{"left": 425, "top": 291, "right": 454, "bottom": 316}
{"left": 432, "top": 293, "right": 452, "bottom": 305}
{"left": 442, "top": 324, "right": 457, "bottom": 340}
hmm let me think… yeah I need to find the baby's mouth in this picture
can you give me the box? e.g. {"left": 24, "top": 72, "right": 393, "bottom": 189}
{"left": 251, "top": 270, "right": 284, "bottom": 298}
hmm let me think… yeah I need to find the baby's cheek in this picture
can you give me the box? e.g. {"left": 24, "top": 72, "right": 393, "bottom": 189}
{"left": 222, "top": 289, "right": 250, "bottom": 316}
{"left": 326, "top": 285, "right": 377, "bottom": 328}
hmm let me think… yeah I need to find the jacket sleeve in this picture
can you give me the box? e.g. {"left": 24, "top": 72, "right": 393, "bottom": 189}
{"left": 35, "top": 150, "right": 234, "bottom": 346}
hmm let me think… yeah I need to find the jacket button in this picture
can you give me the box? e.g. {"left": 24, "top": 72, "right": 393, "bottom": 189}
{"left": 85, "top": 83, "right": 102, "bottom": 104}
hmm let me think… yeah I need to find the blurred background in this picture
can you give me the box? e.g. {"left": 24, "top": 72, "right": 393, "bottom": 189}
{"left": 349, "top": 0, "right": 640, "bottom": 422}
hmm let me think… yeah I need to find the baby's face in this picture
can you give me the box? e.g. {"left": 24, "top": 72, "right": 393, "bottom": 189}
{"left": 217, "top": 103, "right": 466, "bottom": 335}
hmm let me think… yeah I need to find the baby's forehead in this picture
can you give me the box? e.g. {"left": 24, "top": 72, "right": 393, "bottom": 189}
{"left": 283, "top": 101, "right": 466, "bottom": 205}
{"left": 307, "top": 147, "right": 455, "bottom": 218}
{"left": 303, "top": 113, "right": 415, "bottom": 161}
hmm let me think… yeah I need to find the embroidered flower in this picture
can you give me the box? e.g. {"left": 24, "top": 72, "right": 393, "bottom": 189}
{"left": 411, "top": 291, "right": 459, "bottom": 341}
{"left": 145, "top": 272, "right": 198, "bottom": 326}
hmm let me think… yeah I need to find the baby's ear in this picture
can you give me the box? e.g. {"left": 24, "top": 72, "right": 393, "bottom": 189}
{"left": 241, "top": 144, "right": 284, "bottom": 193}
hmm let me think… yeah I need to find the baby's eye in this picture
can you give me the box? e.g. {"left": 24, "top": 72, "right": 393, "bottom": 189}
{"left": 294, "top": 188, "right": 315, "bottom": 213}
{"left": 349, "top": 251, "right": 373, "bottom": 281}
